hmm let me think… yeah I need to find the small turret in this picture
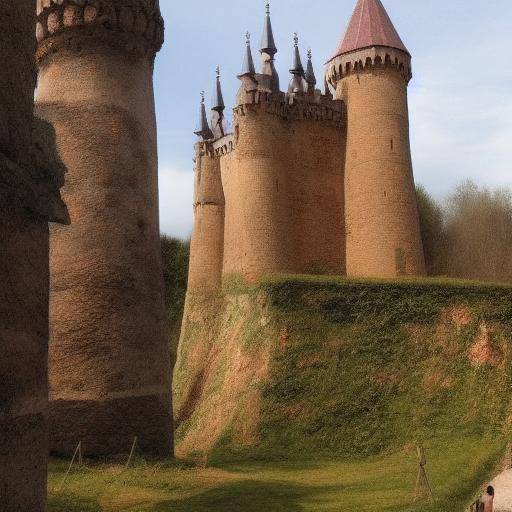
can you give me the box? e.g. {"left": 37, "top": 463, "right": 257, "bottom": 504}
{"left": 288, "top": 33, "right": 307, "bottom": 95}
{"left": 305, "top": 49, "right": 317, "bottom": 94}
{"left": 239, "top": 31, "right": 256, "bottom": 77}
{"left": 211, "top": 67, "right": 226, "bottom": 139}
{"left": 259, "top": 3, "right": 280, "bottom": 93}
{"left": 194, "top": 92, "right": 213, "bottom": 141}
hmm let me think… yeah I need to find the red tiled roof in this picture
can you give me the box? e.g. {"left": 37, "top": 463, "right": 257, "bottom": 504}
{"left": 330, "top": 0, "right": 409, "bottom": 60}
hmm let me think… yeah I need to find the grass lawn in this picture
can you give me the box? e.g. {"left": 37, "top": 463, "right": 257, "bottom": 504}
{"left": 48, "top": 435, "right": 502, "bottom": 512}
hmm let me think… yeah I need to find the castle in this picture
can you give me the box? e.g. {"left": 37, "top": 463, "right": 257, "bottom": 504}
{"left": 188, "top": 0, "right": 426, "bottom": 292}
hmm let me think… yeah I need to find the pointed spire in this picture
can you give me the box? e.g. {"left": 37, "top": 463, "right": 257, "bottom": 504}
{"left": 331, "top": 0, "right": 409, "bottom": 60}
{"left": 194, "top": 92, "right": 213, "bottom": 140}
{"left": 260, "top": 2, "right": 277, "bottom": 56}
{"left": 239, "top": 31, "right": 256, "bottom": 77}
{"left": 290, "top": 33, "right": 305, "bottom": 76}
{"left": 288, "top": 33, "right": 307, "bottom": 95}
{"left": 305, "top": 49, "right": 317, "bottom": 89}
{"left": 211, "top": 66, "right": 225, "bottom": 112}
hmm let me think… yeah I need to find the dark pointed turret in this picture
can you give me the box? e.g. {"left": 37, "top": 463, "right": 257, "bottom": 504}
{"left": 288, "top": 33, "right": 307, "bottom": 95}
{"left": 260, "top": 3, "right": 277, "bottom": 57}
{"left": 239, "top": 31, "right": 256, "bottom": 77}
{"left": 211, "top": 67, "right": 226, "bottom": 139}
{"left": 305, "top": 49, "right": 317, "bottom": 93}
{"left": 194, "top": 92, "right": 213, "bottom": 140}
{"left": 211, "top": 66, "right": 225, "bottom": 113}
{"left": 259, "top": 3, "right": 280, "bottom": 93}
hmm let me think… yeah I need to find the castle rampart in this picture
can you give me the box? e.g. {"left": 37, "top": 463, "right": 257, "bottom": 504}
{"left": 0, "top": 1, "right": 68, "bottom": 509}
{"left": 35, "top": 0, "right": 173, "bottom": 457}
{"left": 222, "top": 94, "right": 345, "bottom": 279}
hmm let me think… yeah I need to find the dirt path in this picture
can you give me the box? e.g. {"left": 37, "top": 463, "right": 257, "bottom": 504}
{"left": 491, "top": 469, "right": 512, "bottom": 511}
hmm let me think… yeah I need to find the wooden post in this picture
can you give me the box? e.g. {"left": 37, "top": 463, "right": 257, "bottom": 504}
{"left": 125, "top": 437, "right": 138, "bottom": 468}
{"left": 414, "top": 445, "right": 434, "bottom": 502}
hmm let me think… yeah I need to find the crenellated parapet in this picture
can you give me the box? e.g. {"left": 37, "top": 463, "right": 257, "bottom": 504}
{"left": 36, "top": 0, "right": 164, "bottom": 63}
{"left": 326, "top": 46, "right": 412, "bottom": 87}
{"left": 234, "top": 92, "right": 344, "bottom": 129}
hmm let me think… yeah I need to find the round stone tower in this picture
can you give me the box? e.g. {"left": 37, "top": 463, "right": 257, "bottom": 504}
{"left": 188, "top": 95, "right": 225, "bottom": 293}
{"left": 326, "top": 0, "right": 425, "bottom": 278}
{"left": 1, "top": 1, "right": 68, "bottom": 509}
{"left": 35, "top": 0, "right": 173, "bottom": 457}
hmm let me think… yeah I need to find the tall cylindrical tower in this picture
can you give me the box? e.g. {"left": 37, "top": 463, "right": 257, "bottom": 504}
{"left": 188, "top": 94, "right": 225, "bottom": 292}
{"left": 35, "top": 0, "right": 173, "bottom": 457}
{"left": 327, "top": 0, "right": 425, "bottom": 278}
{"left": 0, "top": 1, "right": 68, "bottom": 510}
{"left": 188, "top": 145, "right": 224, "bottom": 292}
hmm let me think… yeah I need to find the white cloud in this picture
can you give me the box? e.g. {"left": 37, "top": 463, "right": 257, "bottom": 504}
{"left": 158, "top": 166, "right": 194, "bottom": 239}
{"left": 410, "top": 31, "right": 512, "bottom": 201}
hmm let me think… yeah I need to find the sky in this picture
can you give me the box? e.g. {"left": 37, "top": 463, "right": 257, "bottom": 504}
{"left": 154, "top": 0, "right": 512, "bottom": 239}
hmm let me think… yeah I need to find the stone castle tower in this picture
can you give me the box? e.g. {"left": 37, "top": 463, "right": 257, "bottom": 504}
{"left": 188, "top": 0, "right": 425, "bottom": 290}
{"left": 35, "top": 0, "right": 173, "bottom": 457}
{"left": 0, "top": 1, "right": 68, "bottom": 509}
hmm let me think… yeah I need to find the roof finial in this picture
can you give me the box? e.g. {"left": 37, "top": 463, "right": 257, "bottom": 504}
{"left": 266, "top": 2, "right": 270, "bottom": 16}
{"left": 246, "top": 31, "right": 251, "bottom": 46}
{"left": 216, "top": 66, "right": 221, "bottom": 80}
{"left": 200, "top": 91, "right": 205, "bottom": 103}
{"left": 294, "top": 32, "right": 299, "bottom": 48}
{"left": 307, "top": 48, "right": 312, "bottom": 61}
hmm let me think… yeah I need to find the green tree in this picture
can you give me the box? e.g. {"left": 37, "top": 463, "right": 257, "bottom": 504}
{"left": 416, "top": 185, "right": 446, "bottom": 276}
{"left": 161, "top": 236, "right": 190, "bottom": 365}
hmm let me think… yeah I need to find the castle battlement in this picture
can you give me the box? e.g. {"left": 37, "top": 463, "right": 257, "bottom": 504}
{"left": 326, "top": 46, "right": 412, "bottom": 87}
{"left": 35, "top": 0, "right": 164, "bottom": 63}
{"left": 233, "top": 92, "right": 344, "bottom": 128}
{"left": 188, "top": 0, "right": 426, "bottom": 289}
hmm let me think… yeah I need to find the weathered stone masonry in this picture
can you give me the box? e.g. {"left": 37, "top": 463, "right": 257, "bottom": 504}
{"left": 35, "top": 0, "right": 173, "bottom": 457}
{"left": 0, "top": 1, "right": 68, "bottom": 510}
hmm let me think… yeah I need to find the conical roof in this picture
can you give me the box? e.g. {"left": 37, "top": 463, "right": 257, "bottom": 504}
{"left": 260, "top": 3, "right": 277, "bottom": 55}
{"left": 331, "top": 0, "right": 409, "bottom": 60}
{"left": 305, "top": 49, "right": 317, "bottom": 86}
{"left": 211, "top": 67, "right": 225, "bottom": 112}
{"left": 194, "top": 93, "right": 213, "bottom": 140}
{"left": 239, "top": 32, "right": 256, "bottom": 77}
{"left": 290, "top": 34, "right": 305, "bottom": 76}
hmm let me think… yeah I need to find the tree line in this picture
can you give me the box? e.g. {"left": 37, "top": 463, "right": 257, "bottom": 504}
{"left": 417, "top": 181, "right": 512, "bottom": 282}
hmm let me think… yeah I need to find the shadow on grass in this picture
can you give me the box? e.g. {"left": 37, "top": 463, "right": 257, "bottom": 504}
{"left": 150, "top": 480, "right": 337, "bottom": 512}
{"left": 48, "top": 493, "right": 101, "bottom": 512}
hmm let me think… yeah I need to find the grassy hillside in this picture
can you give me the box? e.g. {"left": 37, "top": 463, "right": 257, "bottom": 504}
{"left": 172, "top": 276, "right": 512, "bottom": 509}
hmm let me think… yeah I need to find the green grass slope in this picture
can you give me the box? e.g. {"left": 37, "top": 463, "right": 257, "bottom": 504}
{"left": 47, "top": 437, "right": 503, "bottom": 512}
{"left": 173, "top": 276, "right": 512, "bottom": 509}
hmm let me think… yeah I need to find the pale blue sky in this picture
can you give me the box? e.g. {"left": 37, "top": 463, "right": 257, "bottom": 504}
{"left": 154, "top": 0, "right": 512, "bottom": 238}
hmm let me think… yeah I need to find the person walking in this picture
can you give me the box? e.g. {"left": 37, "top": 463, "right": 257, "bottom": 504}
{"left": 481, "top": 485, "right": 494, "bottom": 512}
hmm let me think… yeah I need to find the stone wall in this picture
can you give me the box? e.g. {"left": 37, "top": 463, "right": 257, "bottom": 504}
{"left": 221, "top": 96, "right": 345, "bottom": 280}
{"left": 0, "top": 1, "right": 68, "bottom": 510}
{"left": 35, "top": 0, "right": 173, "bottom": 457}
{"left": 334, "top": 58, "right": 425, "bottom": 278}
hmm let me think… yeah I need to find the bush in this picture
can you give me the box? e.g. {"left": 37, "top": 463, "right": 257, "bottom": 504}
{"left": 161, "top": 236, "right": 190, "bottom": 364}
